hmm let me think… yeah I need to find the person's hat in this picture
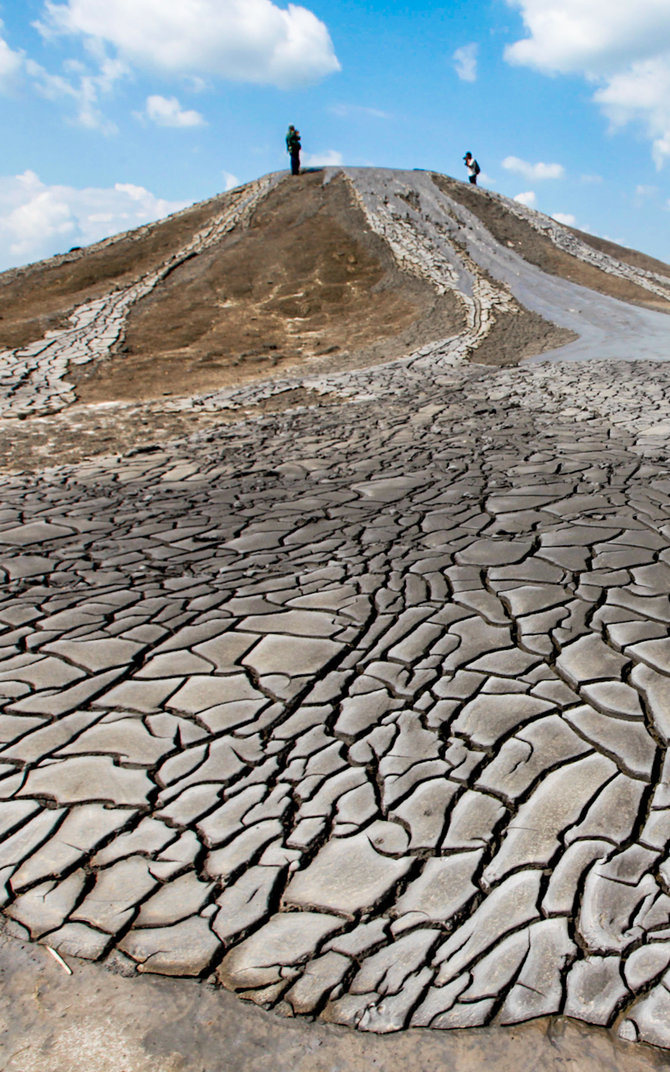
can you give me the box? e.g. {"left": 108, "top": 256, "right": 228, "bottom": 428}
{"left": 463, "top": 152, "right": 471, "bottom": 159}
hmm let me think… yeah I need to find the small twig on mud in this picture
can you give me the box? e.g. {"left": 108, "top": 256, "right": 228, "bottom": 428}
{"left": 45, "top": 946, "right": 72, "bottom": 975}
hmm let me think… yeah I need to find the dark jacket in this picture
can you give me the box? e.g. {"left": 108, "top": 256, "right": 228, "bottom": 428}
{"left": 286, "top": 130, "right": 301, "bottom": 154}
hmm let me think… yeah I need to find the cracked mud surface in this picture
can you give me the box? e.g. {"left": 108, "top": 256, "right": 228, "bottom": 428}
{"left": 4, "top": 355, "right": 670, "bottom": 1050}
{"left": 4, "top": 168, "right": 670, "bottom": 1063}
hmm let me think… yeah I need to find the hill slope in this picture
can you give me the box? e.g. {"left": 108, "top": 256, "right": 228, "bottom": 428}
{"left": 2, "top": 166, "right": 670, "bottom": 470}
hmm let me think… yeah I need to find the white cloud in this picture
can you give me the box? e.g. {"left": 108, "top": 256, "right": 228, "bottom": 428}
{"left": 593, "top": 57, "right": 670, "bottom": 167}
{"left": 552, "top": 211, "right": 577, "bottom": 226}
{"left": 0, "top": 171, "right": 187, "bottom": 269}
{"left": 222, "top": 171, "right": 239, "bottom": 191}
{"left": 330, "top": 103, "right": 391, "bottom": 120}
{"left": 453, "top": 43, "right": 478, "bottom": 82}
{"left": 302, "top": 149, "right": 343, "bottom": 167}
{"left": 145, "top": 94, "right": 205, "bottom": 127}
{"left": 514, "top": 190, "right": 537, "bottom": 206}
{"left": 26, "top": 53, "right": 125, "bottom": 131}
{"left": 505, "top": 0, "right": 670, "bottom": 74}
{"left": 39, "top": 0, "right": 341, "bottom": 89}
{"left": 0, "top": 23, "right": 23, "bottom": 90}
{"left": 186, "top": 75, "right": 208, "bottom": 93}
{"left": 505, "top": 1, "right": 670, "bottom": 165}
{"left": 5, "top": 192, "right": 75, "bottom": 258}
{"left": 503, "top": 155, "right": 565, "bottom": 180}
{"left": 0, "top": 16, "right": 125, "bottom": 130}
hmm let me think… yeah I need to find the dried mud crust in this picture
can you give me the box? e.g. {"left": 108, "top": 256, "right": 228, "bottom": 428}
{"left": 0, "top": 195, "right": 232, "bottom": 352}
{"left": 7, "top": 361, "right": 670, "bottom": 1046}
{"left": 433, "top": 173, "right": 670, "bottom": 314}
{"left": 466, "top": 306, "right": 574, "bottom": 367}
{"left": 0, "top": 388, "right": 337, "bottom": 474}
{"left": 72, "top": 172, "right": 467, "bottom": 405}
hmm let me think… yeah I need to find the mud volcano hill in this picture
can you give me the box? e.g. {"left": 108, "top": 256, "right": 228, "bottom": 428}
{"left": 3, "top": 165, "right": 670, "bottom": 472}
{"left": 8, "top": 170, "right": 670, "bottom": 1068}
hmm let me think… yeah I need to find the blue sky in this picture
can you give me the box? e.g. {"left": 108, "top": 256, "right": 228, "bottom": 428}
{"left": 0, "top": 0, "right": 669, "bottom": 270}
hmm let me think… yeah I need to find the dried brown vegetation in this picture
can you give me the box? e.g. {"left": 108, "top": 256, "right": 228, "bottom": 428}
{"left": 74, "top": 173, "right": 465, "bottom": 403}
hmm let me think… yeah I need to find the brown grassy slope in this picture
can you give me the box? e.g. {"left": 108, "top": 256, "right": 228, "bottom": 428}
{"left": 0, "top": 193, "right": 235, "bottom": 351}
{"left": 75, "top": 170, "right": 579, "bottom": 401}
{"left": 0, "top": 167, "right": 605, "bottom": 421}
{"left": 73, "top": 171, "right": 467, "bottom": 403}
{"left": 434, "top": 173, "right": 670, "bottom": 314}
{"left": 566, "top": 228, "right": 670, "bottom": 280}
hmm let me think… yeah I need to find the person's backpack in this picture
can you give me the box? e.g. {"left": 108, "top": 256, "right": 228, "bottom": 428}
{"left": 474, "top": 160, "right": 481, "bottom": 175}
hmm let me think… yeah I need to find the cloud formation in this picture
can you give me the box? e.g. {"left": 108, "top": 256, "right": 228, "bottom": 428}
{"left": 0, "top": 170, "right": 186, "bottom": 269}
{"left": 0, "top": 24, "right": 23, "bottom": 90}
{"left": 26, "top": 53, "right": 125, "bottom": 131}
{"left": 636, "top": 184, "right": 658, "bottom": 200}
{"left": 330, "top": 103, "right": 391, "bottom": 120}
{"left": 222, "top": 172, "right": 240, "bottom": 192}
{"left": 552, "top": 211, "right": 577, "bottom": 226}
{"left": 302, "top": 149, "right": 343, "bottom": 167}
{"left": 145, "top": 94, "right": 205, "bottom": 127}
{"left": 39, "top": 0, "right": 341, "bottom": 89}
{"left": 593, "top": 58, "right": 670, "bottom": 167}
{"left": 514, "top": 190, "right": 537, "bottom": 207}
{"left": 453, "top": 43, "right": 478, "bottom": 82}
{"left": 503, "top": 155, "right": 565, "bottom": 180}
{"left": 505, "top": 0, "right": 670, "bottom": 165}
{"left": 505, "top": 0, "right": 670, "bottom": 74}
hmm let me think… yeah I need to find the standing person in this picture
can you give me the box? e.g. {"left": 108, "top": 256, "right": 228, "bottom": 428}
{"left": 463, "top": 152, "right": 480, "bottom": 185}
{"left": 286, "top": 125, "right": 301, "bottom": 176}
